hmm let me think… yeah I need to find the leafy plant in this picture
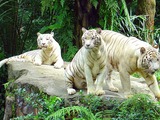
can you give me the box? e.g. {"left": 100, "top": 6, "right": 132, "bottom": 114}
{"left": 132, "top": 72, "right": 141, "bottom": 78}
{"left": 98, "top": 0, "right": 119, "bottom": 30}
{"left": 155, "top": 70, "right": 160, "bottom": 82}
{"left": 112, "top": 94, "right": 160, "bottom": 120}
{"left": 47, "top": 106, "right": 97, "bottom": 120}
{"left": 98, "top": 0, "right": 160, "bottom": 45}
{"left": 79, "top": 94, "right": 105, "bottom": 113}
{"left": 13, "top": 88, "right": 63, "bottom": 120}
{"left": 12, "top": 88, "right": 160, "bottom": 120}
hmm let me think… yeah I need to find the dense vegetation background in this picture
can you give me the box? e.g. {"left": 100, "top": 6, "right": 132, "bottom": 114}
{"left": 0, "top": 0, "right": 160, "bottom": 119}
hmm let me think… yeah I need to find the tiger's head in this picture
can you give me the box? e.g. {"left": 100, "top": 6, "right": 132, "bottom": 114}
{"left": 138, "top": 47, "right": 160, "bottom": 75}
{"left": 81, "top": 27, "right": 102, "bottom": 49}
{"left": 37, "top": 32, "right": 55, "bottom": 49}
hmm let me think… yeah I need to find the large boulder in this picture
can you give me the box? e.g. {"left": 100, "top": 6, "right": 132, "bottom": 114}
{"left": 7, "top": 61, "right": 155, "bottom": 98}
{"left": 3, "top": 61, "right": 156, "bottom": 119}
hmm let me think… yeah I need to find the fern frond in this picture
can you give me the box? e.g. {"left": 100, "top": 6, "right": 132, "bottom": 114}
{"left": 60, "top": 0, "right": 65, "bottom": 7}
{"left": 113, "top": 94, "right": 160, "bottom": 119}
{"left": 90, "top": 0, "right": 98, "bottom": 8}
{"left": 46, "top": 106, "right": 97, "bottom": 120}
{"left": 95, "top": 109, "right": 114, "bottom": 119}
{"left": 121, "top": 0, "right": 134, "bottom": 32}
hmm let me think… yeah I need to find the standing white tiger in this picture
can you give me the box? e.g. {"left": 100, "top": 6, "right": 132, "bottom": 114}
{"left": 0, "top": 32, "right": 64, "bottom": 69}
{"left": 101, "top": 30, "right": 160, "bottom": 100}
{"left": 65, "top": 28, "right": 107, "bottom": 95}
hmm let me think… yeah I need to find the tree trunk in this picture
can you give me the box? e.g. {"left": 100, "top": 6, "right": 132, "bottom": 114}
{"left": 136, "top": 0, "right": 156, "bottom": 44}
{"left": 74, "top": 0, "right": 99, "bottom": 48}
{"left": 0, "top": 0, "right": 20, "bottom": 56}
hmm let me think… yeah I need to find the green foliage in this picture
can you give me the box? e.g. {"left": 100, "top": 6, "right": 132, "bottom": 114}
{"left": 118, "top": 0, "right": 160, "bottom": 43}
{"left": 79, "top": 94, "right": 105, "bottom": 113}
{"left": 155, "top": 70, "right": 160, "bottom": 82}
{"left": 98, "top": 0, "right": 160, "bottom": 43}
{"left": 98, "top": 0, "right": 119, "bottom": 30}
{"left": 3, "top": 79, "right": 15, "bottom": 97}
{"left": 0, "top": 0, "right": 13, "bottom": 21}
{"left": 12, "top": 88, "right": 160, "bottom": 120}
{"left": 90, "top": 0, "right": 99, "bottom": 9}
{"left": 13, "top": 88, "right": 63, "bottom": 120}
{"left": 63, "top": 45, "right": 78, "bottom": 61}
{"left": 112, "top": 94, "right": 160, "bottom": 120}
{"left": 132, "top": 72, "right": 141, "bottom": 78}
{"left": 78, "top": 94, "right": 116, "bottom": 119}
{"left": 47, "top": 106, "right": 96, "bottom": 120}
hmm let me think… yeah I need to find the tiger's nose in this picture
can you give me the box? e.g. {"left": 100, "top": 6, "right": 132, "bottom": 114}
{"left": 86, "top": 44, "right": 90, "bottom": 47}
{"left": 42, "top": 43, "right": 46, "bottom": 45}
{"left": 154, "top": 68, "right": 158, "bottom": 71}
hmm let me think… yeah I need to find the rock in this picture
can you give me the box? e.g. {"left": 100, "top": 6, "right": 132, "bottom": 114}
{"left": 8, "top": 61, "right": 155, "bottom": 99}
{"left": 8, "top": 62, "right": 67, "bottom": 98}
{"left": 3, "top": 61, "right": 156, "bottom": 119}
{"left": 3, "top": 96, "right": 15, "bottom": 120}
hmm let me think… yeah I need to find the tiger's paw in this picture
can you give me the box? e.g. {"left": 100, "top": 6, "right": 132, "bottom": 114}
{"left": 124, "top": 94, "right": 133, "bottom": 99}
{"left": 109, "top": 86, "right": 119, "bottom": 92}
{"left": 155, "top": 94, "right": 160, "bottom": 101}
{"left": 67, "top": 88, "right": 76, "bottom": 95}
{"left": 87, "top": 87, "right": 96, "bottom": 94}
{"left": 123, "top": 92, "right": 133, "bottom": 98}
{"left": 54, "top": 62, "right": 63, "bottom": 69}
{"left": 33, "top": 61, "right": 42, "bottom": 66}
{"left": 156, "top": 97, "right": 160, "bottom": 101}
{"left": 95, "top": 89, "right": 105, "bottom": 95}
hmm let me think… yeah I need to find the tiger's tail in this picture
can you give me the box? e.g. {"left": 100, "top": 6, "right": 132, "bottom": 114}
{"left": 0, "top": 59, "right": 8, "bottom": 68}
{"left": 0, "top": 55, "right": 29, "bottom": 68}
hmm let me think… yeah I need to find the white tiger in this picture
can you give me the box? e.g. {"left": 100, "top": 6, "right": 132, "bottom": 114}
{"left": 0, "top": 32, "right": 64, "bottom": 69}
{"left": 65, "top": 28, "right": 107, "bottom": 95}
{"left": 101, "top": 30, "right": 160, "bottom": 100}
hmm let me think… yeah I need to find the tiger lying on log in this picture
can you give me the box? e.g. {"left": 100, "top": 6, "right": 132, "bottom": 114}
{"left": 0, "top": 32, "right": 64, "bottom": 69}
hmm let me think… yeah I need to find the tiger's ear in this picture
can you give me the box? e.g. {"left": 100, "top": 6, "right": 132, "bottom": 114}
{"left": 96, "top": 28, "right": 102, "bottom": 34}
{"left": 140, "top": 47, "right": 146, "bottom": 54}
{"left": 51, "top": 32, "right": 54, "bottom": 37}
{"left": 82, "top": 27, "right": 87, "bottom": 33}
{"left": 37, "top": 32, "right": 41, "bottom": 36}
{"left": 152, "top": 40, "right": 159, "bottom": 52}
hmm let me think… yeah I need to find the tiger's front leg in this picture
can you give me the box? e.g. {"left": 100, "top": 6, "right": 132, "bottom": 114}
{"left": 140, "top": 72, "right": 160, "bottom": 100}
{"left": 66, "top": 80, "right": 76, "bottom": 95}
{"left": 34, "top": 55, "right": 43, "bottom": 65}
{"left": 95, "top": 68, "right": 107, "bottom": 95}
{"left": 84, "top": 64, "right": 96, "bottom": 94}
{"left": 53, "top": 57, "right": 64, "bottom": 69}
{"left": 119, "top": 67, "right": 132, "bottom": 98}
{"left": 105, "top": 69, "right": 119, "bottom": 92}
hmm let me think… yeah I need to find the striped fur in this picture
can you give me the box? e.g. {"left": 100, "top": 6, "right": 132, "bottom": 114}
{"left": 101, "top": 30, "right": 160, "bottom": 100}
{"left": 65, "top": 28, "right": 107, "bottom": 95}
{"left": 0, "top": 32, "right": 64, "bottom": 69}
